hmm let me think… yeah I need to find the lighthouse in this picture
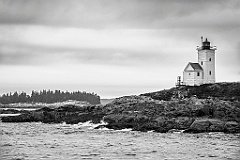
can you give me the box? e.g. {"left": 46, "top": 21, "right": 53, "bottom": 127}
{"left": 197, "top": 37, "right": 217, "bottom": 84}
{"left": 181, "top": 37, "right": 217, "bottom": 86}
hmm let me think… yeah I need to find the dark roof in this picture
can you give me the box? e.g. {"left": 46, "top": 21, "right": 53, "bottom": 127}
{"left": 190, "top": 63, "right": 203, "bottom": 70}
{"left": 184, "top": 62, "right": 203, "bottom": 71}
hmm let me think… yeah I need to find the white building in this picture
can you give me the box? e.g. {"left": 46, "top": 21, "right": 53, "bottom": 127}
{"left": 182, "top": 37, "right": 217, "bottom": 86}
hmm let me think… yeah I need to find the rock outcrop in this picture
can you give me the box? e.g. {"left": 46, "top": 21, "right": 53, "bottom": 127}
{"left": 1, "top": 82, "right": 240, "bottom": 134}
{"left": 141, "top": 82, "right": 240, "bottom": 101}
{"left": 1, "top": 105, "right": 105, "bottom": 124}
{"left": 101, "top": 94, "right": 240, "bottom": 133}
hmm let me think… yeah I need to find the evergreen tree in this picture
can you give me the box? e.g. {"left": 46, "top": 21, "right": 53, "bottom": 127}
{"left": 0, "top": 90, "right": 100, "bottom": 104}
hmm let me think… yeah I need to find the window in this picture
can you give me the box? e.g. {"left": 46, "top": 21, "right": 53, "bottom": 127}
{"left": 197, "top": 72, "right": 200, "bottom": 76}
{"left": 209, "top": 71, "right": 211, "bottom": 75}
{"left": 209, "top": 58, "right": 211, "bottom": 61}
{"left": 201, "top": 62, "right": 203, "bottom": 65}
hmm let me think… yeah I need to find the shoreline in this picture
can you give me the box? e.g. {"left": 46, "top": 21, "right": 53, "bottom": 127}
{"left": 1, "top": 82, "right": 240, "bottom": 134}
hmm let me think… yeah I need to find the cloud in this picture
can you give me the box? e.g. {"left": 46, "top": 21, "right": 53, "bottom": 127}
{"left": 0, "top": 0, "right": 240, "bottom": 29}
{"left": 0, "top": 25, "right": 193, "bottom": 67}
{"left": 1, "top": 24, "right": 239, "bottom": 69}
{"left": 0, "top": 39, "right": 180, "bottom": 67}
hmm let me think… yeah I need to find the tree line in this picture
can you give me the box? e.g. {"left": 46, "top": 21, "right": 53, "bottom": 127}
{"left": 0, "top": 90, "right": 100, "bottom": 104}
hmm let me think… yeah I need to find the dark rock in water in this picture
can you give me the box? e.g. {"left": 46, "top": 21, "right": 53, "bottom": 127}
{"left": 150, "top": 116, "right": 194, "bottom": 133}
{"left": 103, "top": 114, "right": 150, "bottom": 131}
{"left": 0, "top": 109, "right": 29, "bottom": 114}
{"left": 174, "top": 117, "right": 195, "bottom": 129}
{"left": 224, "top": 121, "right": 240, "bottom": 133}
{"left": 189, "top": 119, "right": 211, "bottom": 132}
{"left": 209, "top": 119, "right": 225, "bottom": 132}
{"left": 62, "top": 113, "right": 105, "bottom": 124}
{"left": 103, "top": 114, "right": 194, "bottom": 133}
{"left": 184, "top": 118, "right": 227, "bottom": 133}
{"left": 1, "top": 112, "right": 32, "bottom": 122}
{"left": 37, "top": 107, "right": 54, "bottom": 112}
{"left": 2, "top": 105, "right": 105, "bottom": 124}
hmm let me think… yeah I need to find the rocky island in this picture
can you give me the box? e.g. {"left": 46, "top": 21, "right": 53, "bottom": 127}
{"left": 1, "top": 82, "right": 240, "bottom": 133}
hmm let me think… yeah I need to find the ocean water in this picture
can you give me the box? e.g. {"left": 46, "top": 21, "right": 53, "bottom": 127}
{"left": 0, "top": 122, "right": 239, "bottom": 160}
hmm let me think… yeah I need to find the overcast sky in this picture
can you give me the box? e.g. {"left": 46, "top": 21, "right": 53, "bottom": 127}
{"left": 0, "top": 0, "right": 240, "bottom": 98}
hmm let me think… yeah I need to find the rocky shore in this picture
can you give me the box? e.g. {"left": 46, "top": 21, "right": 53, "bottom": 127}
{"left": 102, "top": 95, "right": 240, "bottom": 133}
{"left": 1, "top": 82, "right": 240, "bottom": 133}
{"left": 1, "top": 105, "right": 104, "bottom": 124}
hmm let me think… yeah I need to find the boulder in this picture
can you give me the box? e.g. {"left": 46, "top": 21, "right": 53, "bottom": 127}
{"left": 103, "top": 114, "right": 150, "bottom": 130}
{"left": 184, "top": 118, "right": 225, "bottom": 133}
{"left": 208, "top": 119, "right": 225, "bottom": 132}
{"left": 224, "top": 121, "right": 240, "bottom": 133}
{"left": 174, "top": 117, "right": 195, "bottom": 129}
{"left": 154, "top": 116, "right": 194, "bottom": 130}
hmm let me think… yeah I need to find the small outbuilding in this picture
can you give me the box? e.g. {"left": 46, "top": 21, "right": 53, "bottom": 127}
{"left": 183, "top": 62, "right": 203, "bottom": 86}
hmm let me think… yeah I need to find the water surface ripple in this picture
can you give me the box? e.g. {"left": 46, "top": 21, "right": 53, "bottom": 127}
{"left": 0, "top": 122, "right": 239, "bottom": 160}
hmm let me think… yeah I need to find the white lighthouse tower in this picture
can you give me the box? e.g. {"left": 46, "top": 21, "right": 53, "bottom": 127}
{"left": 197, "top": 37, "right": 217, "bottom": 84}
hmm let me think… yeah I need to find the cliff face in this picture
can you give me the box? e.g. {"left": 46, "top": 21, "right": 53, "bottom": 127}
{"left": 1, "top": 82, "right": 240, "bottom": 133}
